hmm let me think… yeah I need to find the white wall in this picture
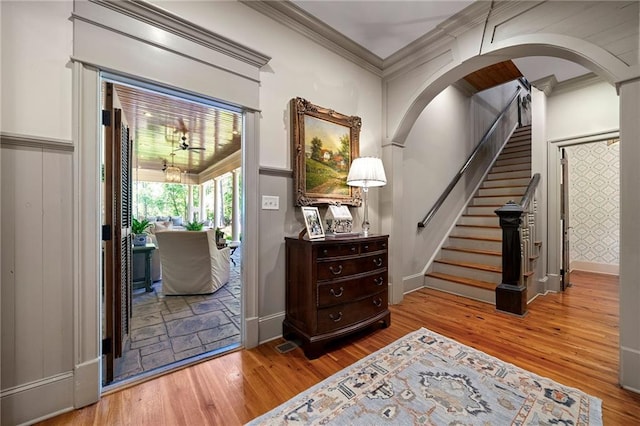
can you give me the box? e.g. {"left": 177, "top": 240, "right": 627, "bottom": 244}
{"left": 547, "top": 80, "right": 619, "bottom": 141}
{"left": 0, "top": 1, "right": 73, "bottom": 139}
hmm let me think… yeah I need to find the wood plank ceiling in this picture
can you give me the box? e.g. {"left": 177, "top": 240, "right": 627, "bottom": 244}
{"left": 463, "top": 60, "right": 524, "bottom": 92}
{"left": 113, "top": 83, "right": 242, "bottom": 178}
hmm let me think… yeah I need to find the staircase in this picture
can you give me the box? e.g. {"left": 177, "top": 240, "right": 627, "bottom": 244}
{"left": 424, "top": 125, "right": 532, "bottom": 304}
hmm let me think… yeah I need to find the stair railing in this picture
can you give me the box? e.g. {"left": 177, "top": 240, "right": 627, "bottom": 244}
{"left": 418, "top": 87, "right": 522, "bottom": 229}
{"left": 495, "top": 173, "right": 540, "bottom": 316}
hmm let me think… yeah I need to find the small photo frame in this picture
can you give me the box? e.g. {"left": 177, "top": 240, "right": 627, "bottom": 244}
{"left": 302, "top": 206, "right": 325, "bottom": 239}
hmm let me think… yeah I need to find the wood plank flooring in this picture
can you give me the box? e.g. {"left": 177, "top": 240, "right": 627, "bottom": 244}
{"left": 39, "top": 271, "right": 640, "bottom": 425}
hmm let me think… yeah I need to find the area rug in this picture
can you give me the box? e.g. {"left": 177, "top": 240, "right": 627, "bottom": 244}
{"left": 248, "top": 327, "right": 602, "bottom": 425}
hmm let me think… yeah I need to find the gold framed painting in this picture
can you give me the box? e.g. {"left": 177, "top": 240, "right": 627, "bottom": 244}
{"left": 291, "top": 97, "right": 362, "bottom": 206}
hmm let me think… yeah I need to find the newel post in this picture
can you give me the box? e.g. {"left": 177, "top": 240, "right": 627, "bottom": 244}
{"left": 495, "top": 201, "right": 527, "bottom": 316}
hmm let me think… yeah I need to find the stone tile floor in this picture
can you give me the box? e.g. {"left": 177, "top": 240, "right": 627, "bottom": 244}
{"left": 113, "top": 251, "right": 241, "bottom": 383}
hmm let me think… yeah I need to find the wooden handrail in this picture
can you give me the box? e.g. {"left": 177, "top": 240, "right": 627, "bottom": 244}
{"left": 417, "top": 87, "right": 522, "bottom": 228}
{"left": 519, "top": 173, "right": 540, "bottom": 209}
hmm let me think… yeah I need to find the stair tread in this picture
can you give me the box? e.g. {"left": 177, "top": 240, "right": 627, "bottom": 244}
{"left": 450, "top": 235, "right": 501, "bottom": 242}
{"left": 456, "top": 224, "right": 500, "bottom": 229}
{"left": 434, "top": 258, "right": 502, "bottom": 273}
{"left": 426, "top": 272, "right": 498, "bottom": 291}
{"left": 442, "top": 246, "right": 501, "bottom": 256}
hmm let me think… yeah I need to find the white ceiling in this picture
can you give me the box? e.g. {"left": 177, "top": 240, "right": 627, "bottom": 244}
{"left": 293, "top": 0, "right": 590, "bottom": 83}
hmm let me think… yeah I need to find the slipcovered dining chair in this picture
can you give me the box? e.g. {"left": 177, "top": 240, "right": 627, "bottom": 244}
{"left": 155, "top": 229, "right": 230, "bottom": 295}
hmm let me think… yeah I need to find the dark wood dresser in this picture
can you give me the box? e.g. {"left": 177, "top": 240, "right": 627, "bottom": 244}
{"left": 283, "top": 234, "right": 390, "bottom": 358}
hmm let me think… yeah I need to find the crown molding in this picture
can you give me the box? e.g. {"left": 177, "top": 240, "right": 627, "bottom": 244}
{"left": 550, "top": 73, "right": 605, "bottom": 96}
{"left": 88, "top": 0, "right": 271, "bottom": 68}
{"left": 240, "top": 0, "right": 383, "bottom": 76}
{"left": 531, "top": 75, "right": 558, "bottom": 96}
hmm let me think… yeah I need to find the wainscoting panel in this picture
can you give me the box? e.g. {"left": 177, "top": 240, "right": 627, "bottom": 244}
{"left": 1, "top": 141, "right": 74, "bottom": 425}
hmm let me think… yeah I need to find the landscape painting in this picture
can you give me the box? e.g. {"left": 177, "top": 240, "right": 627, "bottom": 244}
{"left": 291, "top": 97, "right": 361, "bottom": 206}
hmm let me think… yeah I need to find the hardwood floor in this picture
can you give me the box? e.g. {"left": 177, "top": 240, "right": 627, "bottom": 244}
{"left": 40, "top": 271, "right": 640, "bottom": 425}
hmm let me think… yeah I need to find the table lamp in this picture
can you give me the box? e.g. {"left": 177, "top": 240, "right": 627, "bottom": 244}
{"left": 346, "top": 157, "right": 387, "bottom": 237}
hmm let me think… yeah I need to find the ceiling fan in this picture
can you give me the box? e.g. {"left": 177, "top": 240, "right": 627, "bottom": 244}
{"left": 174, "top": 132, "right": 205, "bottom": 152}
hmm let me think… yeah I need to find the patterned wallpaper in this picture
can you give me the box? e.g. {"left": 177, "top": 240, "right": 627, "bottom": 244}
{"left": 566, "top": 141, "right": 619, "bottom": 266}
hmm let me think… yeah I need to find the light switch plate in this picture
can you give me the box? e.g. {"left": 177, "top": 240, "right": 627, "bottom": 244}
{"left": 262, "top": 195, "right": 279, "bottom": 210}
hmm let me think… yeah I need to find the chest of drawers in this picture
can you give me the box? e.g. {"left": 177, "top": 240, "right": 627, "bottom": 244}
{"left": 283, "top": 235, "right": 390, "bottom": 358}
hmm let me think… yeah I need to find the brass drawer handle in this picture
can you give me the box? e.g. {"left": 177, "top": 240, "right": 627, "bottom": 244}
{"left": 373, "top": 258, "right": 383, "bottom": 267}
{"left": 363, "top": 245, "right": 369, "bottom": 251}
{"left": 329, "top": 312, "right": 343, "bottom": 322}
{"left": 322, "top": 249, "right": 328, "bottom": 256}
{"left": 374, "top": 277, "right": 384, "bottom": 286}
{"left": 330, "top": 287, "right": 344, "bottom": 297}
{"left": 329, "top": 265, "right": 343, "bottom": 275}
{"left": 350, "top": 246, "right": 357, "bottom": 252}
{"left": 373, "top": 298, "right": 383, "bottom": 307}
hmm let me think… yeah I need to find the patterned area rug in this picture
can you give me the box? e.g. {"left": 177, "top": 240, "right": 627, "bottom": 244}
{"left": 248, "top": 328, "right": 602, "bottom": 425}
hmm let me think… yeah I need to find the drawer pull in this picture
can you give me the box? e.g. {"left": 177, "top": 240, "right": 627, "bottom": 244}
{"left": 373, "top": 258, "right": 383, "bottom": 267}
{"left": 373, "top": 298, "right": 383, "bottom": 307}
{"left": 330, "top": 287, "right": 344, "bottom": 297}
{"left": 374, "top": 277, "right": 384, "bottom": 286}
{"left": 350, "top": 246, "right": 357, "bottom": 252}
{"left": 329, "top": 312, "right": 343, "bottom": 322}
{"left": 322, "top": 249, "right": 328, "bottom": 255}
{"left": 329, "top": 265, "right": 343, "bottom": 275}
{"left": 363, "top": 245, "right": 369, "bottom": 250}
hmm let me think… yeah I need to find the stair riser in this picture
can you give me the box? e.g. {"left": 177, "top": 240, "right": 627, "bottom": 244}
{"left": 495, "top": 157, "right": 531, "bottom": 167}
{"left": 477, "top": 186, "right": 527, "bottom": 197}
{"left": 450, "top": 225, "right": 502, "bottom": 239}
{"left": 458, "top": 215, "right": 498, "bottom": 226}
{"left": 473, "top": 195, "right": 518, "bottom": 206}
{"left": 497, "top": 151, "right": 532, "bottom": 161}
{"left": 505, "top": 137, "right": 531, "bottom": 145}
{"left": 487, "top": 170, "right": 531, "bottom": 180}
{"left": 448, "top": 236, "right": 502, "bottom": 252}
{"left": 432, "top": 262, "right": 501, "bottom": 283}
{"left": 482, "top": 177, "right": 531, "bottom": 188}
{"left": 466, "top": 205, "right": 501, "bottom": 215}
{"left": 424, "top": 276, "right": 496, "bottom": 304}
{"left": 440, "top": 249, "right": 502, "bottom": 267}
{"left": 501, "top": 146, "right": 531, "bottom": 155}
{"left": 491, "top": 163, "right": 531, "bottom": 173}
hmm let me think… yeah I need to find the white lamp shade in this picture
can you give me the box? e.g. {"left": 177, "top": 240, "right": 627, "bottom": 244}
{"left": 347, "top": 157, "right": 387, "bottom": 187}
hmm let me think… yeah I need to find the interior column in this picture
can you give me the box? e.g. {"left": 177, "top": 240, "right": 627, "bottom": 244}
{"left": 618, "top": 78, "right": 640, "bottom": 393}
{"left": 199, "top": 183, "right": 205, "bottom": 223}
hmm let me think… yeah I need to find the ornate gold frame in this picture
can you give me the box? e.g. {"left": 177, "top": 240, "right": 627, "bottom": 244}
{"left": 291, "top": 97, "right": 361, "bottom": 206}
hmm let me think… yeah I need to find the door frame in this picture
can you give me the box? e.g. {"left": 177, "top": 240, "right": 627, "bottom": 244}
{"left": 547, "top": 129, "right": 620, "bottom": 290}
{"left": 73, "top": 62, "right": 260, "bottom": 401}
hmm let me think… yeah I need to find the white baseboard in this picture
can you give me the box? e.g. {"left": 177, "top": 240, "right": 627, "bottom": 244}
{"left": 258, "top": 312, "right": 285, "bottom": 345}
{"left": 245, "top": 316, "right": 259, "bottom": 348}
{"left": 570, "top": 261, "right": 619, "bottom": 275}
{"left": 621, "top": 346, "right": 640, "bottom": 395}
{"left": 1, "top": 372, "right": 74, "bottom": 426}
{"left": 403, "top": 273, "right": 425, "bottom": 295}
{"left": 75, "top": 357, "right": 100, "bottom": 408}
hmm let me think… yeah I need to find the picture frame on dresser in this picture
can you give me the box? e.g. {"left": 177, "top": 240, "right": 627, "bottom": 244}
{"left": 301, "top": 206, "right": 325, "bottom": 239}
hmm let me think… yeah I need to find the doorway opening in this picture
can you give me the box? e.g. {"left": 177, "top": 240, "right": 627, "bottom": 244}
{"left": 552, "top": 133, "right": 620, "bottom": 294}
{"left": 100, "top": 73, "right": 245, "bottom": 387}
